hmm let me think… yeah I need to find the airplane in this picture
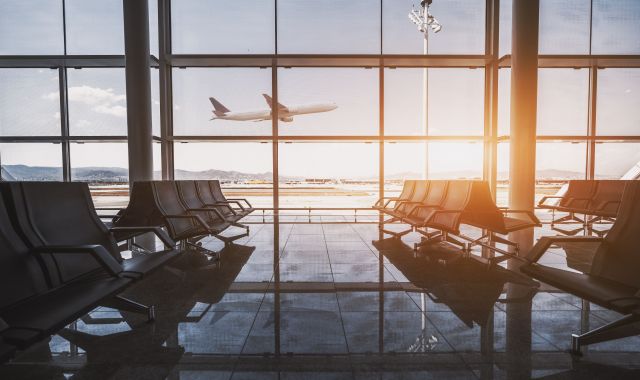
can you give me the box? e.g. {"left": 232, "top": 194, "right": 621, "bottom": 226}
{"left": 209, "top": 94, "right": 337, "bottom": 122}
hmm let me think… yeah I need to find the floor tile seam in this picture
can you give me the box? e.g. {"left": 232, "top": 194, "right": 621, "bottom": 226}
{"left": 321, "top": 222, "right": 352, "bottom": 353}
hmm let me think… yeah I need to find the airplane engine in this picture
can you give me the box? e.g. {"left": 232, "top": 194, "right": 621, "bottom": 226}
{"left": 279, "top": 116, "right": 294, "bottom": 122}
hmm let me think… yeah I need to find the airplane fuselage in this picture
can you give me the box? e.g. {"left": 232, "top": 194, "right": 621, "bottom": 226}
{"left": 212, "top": 102, "right": 337, "bottom": 122}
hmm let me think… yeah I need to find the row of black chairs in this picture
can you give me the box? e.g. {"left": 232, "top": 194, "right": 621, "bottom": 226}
{"left": 538, "top": 180, "right": 628, "bottom": 226}
{"left": 374, "top": 180, "right": 540, "bottom": 262}
{"left": 0, "top": 182, "right": 181, "bottom": 363}
{"left": 113, "top": 180, "right": 254, "bottom": 255}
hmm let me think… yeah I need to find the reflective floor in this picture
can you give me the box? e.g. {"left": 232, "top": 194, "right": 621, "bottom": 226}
{"left": 2, "top": 215, "right": 640, "bottom": 379}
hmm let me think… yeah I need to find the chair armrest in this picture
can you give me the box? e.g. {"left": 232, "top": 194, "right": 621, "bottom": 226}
{"left": 203, "top": 202, "right": 237, "bottom": 215}
{"left": 163, "top": 214, "right": 212, "bottom": 231}
{"left": 215, "top": 200, "right": 245, "bottom": 210}
{"left": 187, "top": 207, "right": 228, "bottom": 222}
{"left": 501, "top": 209, "right": 542, "bottom": 226}
{"left": 109, "top": 226, "right": 176, "bottom": 249}
{"left": 405, "top": 204, "right": 442, "bottom": 218}
{"left": 374, "top": 197, "right": 399, "bottom": 208}
{"left": 537, "top": 195, "right": 564, "bottom": 207}
{"left": 525, "top": 236, "right": 604, "bottom": 263}
{"left": 32, "top": 245, "right": 123, "bottom": 276}
{"left": 564, "top": 197, "right": 591, "bottom": 208}
{"left": 423, "top": 209, "right": 464, "bottom": 225}
{"left": 227, "top": 198, "right": 252, "bottom": 208}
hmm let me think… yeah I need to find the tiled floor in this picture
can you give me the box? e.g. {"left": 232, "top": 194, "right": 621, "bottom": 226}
{"left": 2, "top": 216, "right": 640, "bottom": 379}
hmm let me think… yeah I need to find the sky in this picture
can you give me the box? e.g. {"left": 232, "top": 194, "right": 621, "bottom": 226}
{"left": 1, "top": 0, "right": 639, "bottom": 179}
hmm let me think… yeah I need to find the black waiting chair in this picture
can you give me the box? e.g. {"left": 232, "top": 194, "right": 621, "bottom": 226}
{"left": 176, "top": 180, "right": 249, "bottom": 236}
{"left": 0, "top": 193, "right": 141, "bottom": 359}
{"left": 379, "top": 180, "right": 431, "bottom": 239}
{"left": 373, "top": 179, "right": 416, "bottom": 211}
{"left": 522, "top": 181, "right": 640, "bottom": 354}
{"left": 115, "top": 181, "right": 244, "bottom": 256}
{"left": 208, "top": 180, "right": 254, "bottom": 217}
{"left": 1, "top": 182, "right": 178, "bottom": 281}
{"left": 194, "top": 180, "right": 247, "bottom": 223}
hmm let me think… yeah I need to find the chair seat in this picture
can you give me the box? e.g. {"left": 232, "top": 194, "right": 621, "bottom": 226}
{"left": 521, "top": 264, "right": 640, "bottom": 313}
{"left": 122, "top": 250, "right": 181, "bottom": 277}
{"left": 383, "top": 208, "right": 408, "bottom": 220}
{"left": 0, "top": 339, "right": 16, "bottom": 363}
{"left": 1, "top": 276, "right": 131, "bottom": 348}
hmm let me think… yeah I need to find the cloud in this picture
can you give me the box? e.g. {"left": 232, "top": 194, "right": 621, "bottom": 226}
{"left": 42, "top": 85, "right": 127, "bottom": 118}
{"left": 93, "top": 104, "right": 127, "bottom": 117}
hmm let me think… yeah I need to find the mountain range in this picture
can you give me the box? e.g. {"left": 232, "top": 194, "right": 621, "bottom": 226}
{"left": 1, "top": 164, "right": 607, "bottom": 182}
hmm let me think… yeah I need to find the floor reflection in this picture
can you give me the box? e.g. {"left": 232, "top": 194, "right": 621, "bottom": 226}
{"left": 1, "top": 218, "right": 640, "bottom": 379}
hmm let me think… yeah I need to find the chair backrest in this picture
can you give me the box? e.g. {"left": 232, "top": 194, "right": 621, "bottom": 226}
{"left": 1, "top": 182, "right": 113, "bottom": 285}
{"left": 590, "top": 181, "right": 640, "bottom": 288}
{"left": 0, "top": 194, "right": 50, "bottom": 311}
{"left": 422, "top": 180, "right": 448, "bottom": 206}
{"left": 208, "top": 180, "right": 226, "bottom": 202}
{"left": 150, "top": 181, "right": 197, "bottom": 238}
{"left": 460, "top": 181, "right": 505, "bottom": 230}
{"left": 176, "top": 181, "right": 204, "bottom": 209}
{"left": 195, "top": 180, "right": 217, "bottom": 205}
{"left": 113, "top": 181, "right": 165, "bottom": 228}
{"left": 398, "top": 180, "right": 416, "bottom": 200}
{"left": 428, "top": 181, "right": 473, "bottom": 232}
{"left": 176, "top": 180, "right": 221, "bottom": 223}
{"left": 588, "top": 180, "right": 627, "bottom": 216}
{"left": 560, "top": 180, "right": 597, "bottom": 209}
{"left": 409, "top": 181, "right": 430, "bottom": 203}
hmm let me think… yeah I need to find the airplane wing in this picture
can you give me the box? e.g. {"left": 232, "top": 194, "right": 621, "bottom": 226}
{"left": 262, "top": 94, "right": 289, "bottom": 112}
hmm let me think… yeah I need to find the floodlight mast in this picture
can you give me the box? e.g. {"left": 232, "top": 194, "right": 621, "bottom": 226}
{"left": 408, "top": 0, "right": 442, "bottom": 178}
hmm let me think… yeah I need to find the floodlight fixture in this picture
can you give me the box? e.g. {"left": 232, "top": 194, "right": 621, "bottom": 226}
{"left": 408, "top": 0, "right": 443, "bottom": 38}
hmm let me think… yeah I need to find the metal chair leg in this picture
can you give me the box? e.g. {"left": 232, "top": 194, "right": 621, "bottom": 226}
{"left": 571, "top": 313, "right": 640, "bottom": 355}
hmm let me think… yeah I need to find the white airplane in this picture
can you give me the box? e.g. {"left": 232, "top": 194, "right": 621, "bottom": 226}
{"left": 209, "top": 94, "right": 337, "bottom": 122}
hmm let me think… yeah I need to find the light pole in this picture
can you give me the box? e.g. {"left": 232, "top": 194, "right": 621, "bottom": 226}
{"left": 409, "top": 0, "right": 442, "bottom": 179}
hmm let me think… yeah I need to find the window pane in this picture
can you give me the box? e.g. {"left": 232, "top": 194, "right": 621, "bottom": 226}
{"left": 497, "top": 142, "right": 510, "bottom": 206}
{"left": 539, "top": 0, "right": 590, "bottom": 54}
{"left": 536, "top": 141, "right": 587, "bottom": 201}
{"left": 65, "top": 0, "right": 124, "bottom": 55}
{"left": 172, "top": 68, "right": 272, "bottom": 136}
{"left": 0, "top": 0, "right": 64, "bottom": 55}
{"left": 427, "top": 142, "right": 483, "bottom": 179}
{"left": 498, "top": 68, "right": 511, "bottom": 136}
{"left": 385, "top": 68, "right": 484, "bottom": 136}
{"left": 278, "top": 142, "right": 378, "bottom": 208}
{"left": 384, "top": 142, "right": 425, "bottom": 199}
{"left": 151, "top": 68, "right": 160, "bottom": 137}
{"left": 278, "top": 68, "right": 377, "bottom": 136}
{"left": 0, "top": 69, "right": 61, "bottom": 136}
{"left": 499, "top": 0, "right": 512, "bottom": 57}
{"left": 67, "top": 68, "right": 127, "bottom": 136}
{"left": 537, "top": 69, "right": 589, "bottom": 135}
{"left": 70, "top": 142, "right": 129, "bottom": 182}
{"left": 149, "top": 0, "right": 159, "bottom": 57}
{"left": 596, "top": 68, "right": 640, "bottom": 135}
{"left": 384, "top": 69, "right": 424, "bottom": 135}
{"left": 595, "top": 142, "right": 640, "bottom": 179}
{"left": 0, "top": 143, "right": 62, "bottom": 181}
{"left": 174, "top": 142, "right": 273, "bottom": 208}
{"left": 383, "top": 0, "right": 485, "bottom": 54}
{"left": 592, "top": 0, "right": 640, "bottom": 54}
{"left": 278, "top": 0, "right": 380, "bottom": 54}
{"left": 153, "top": 141, "right": 162, "bottom": 180}
{"left": 171, "top": 0, "right": 275, "bottom": 54}
{"left": 427, "top": 69, "right": 484, "bottom": 136}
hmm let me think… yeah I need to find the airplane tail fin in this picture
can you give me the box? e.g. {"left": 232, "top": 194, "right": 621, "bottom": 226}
{"left": 209, "top": 97, "right": 230, "bottom": 115}
{"left": 262, "top": 94, "right": 288, "bottom": 112}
